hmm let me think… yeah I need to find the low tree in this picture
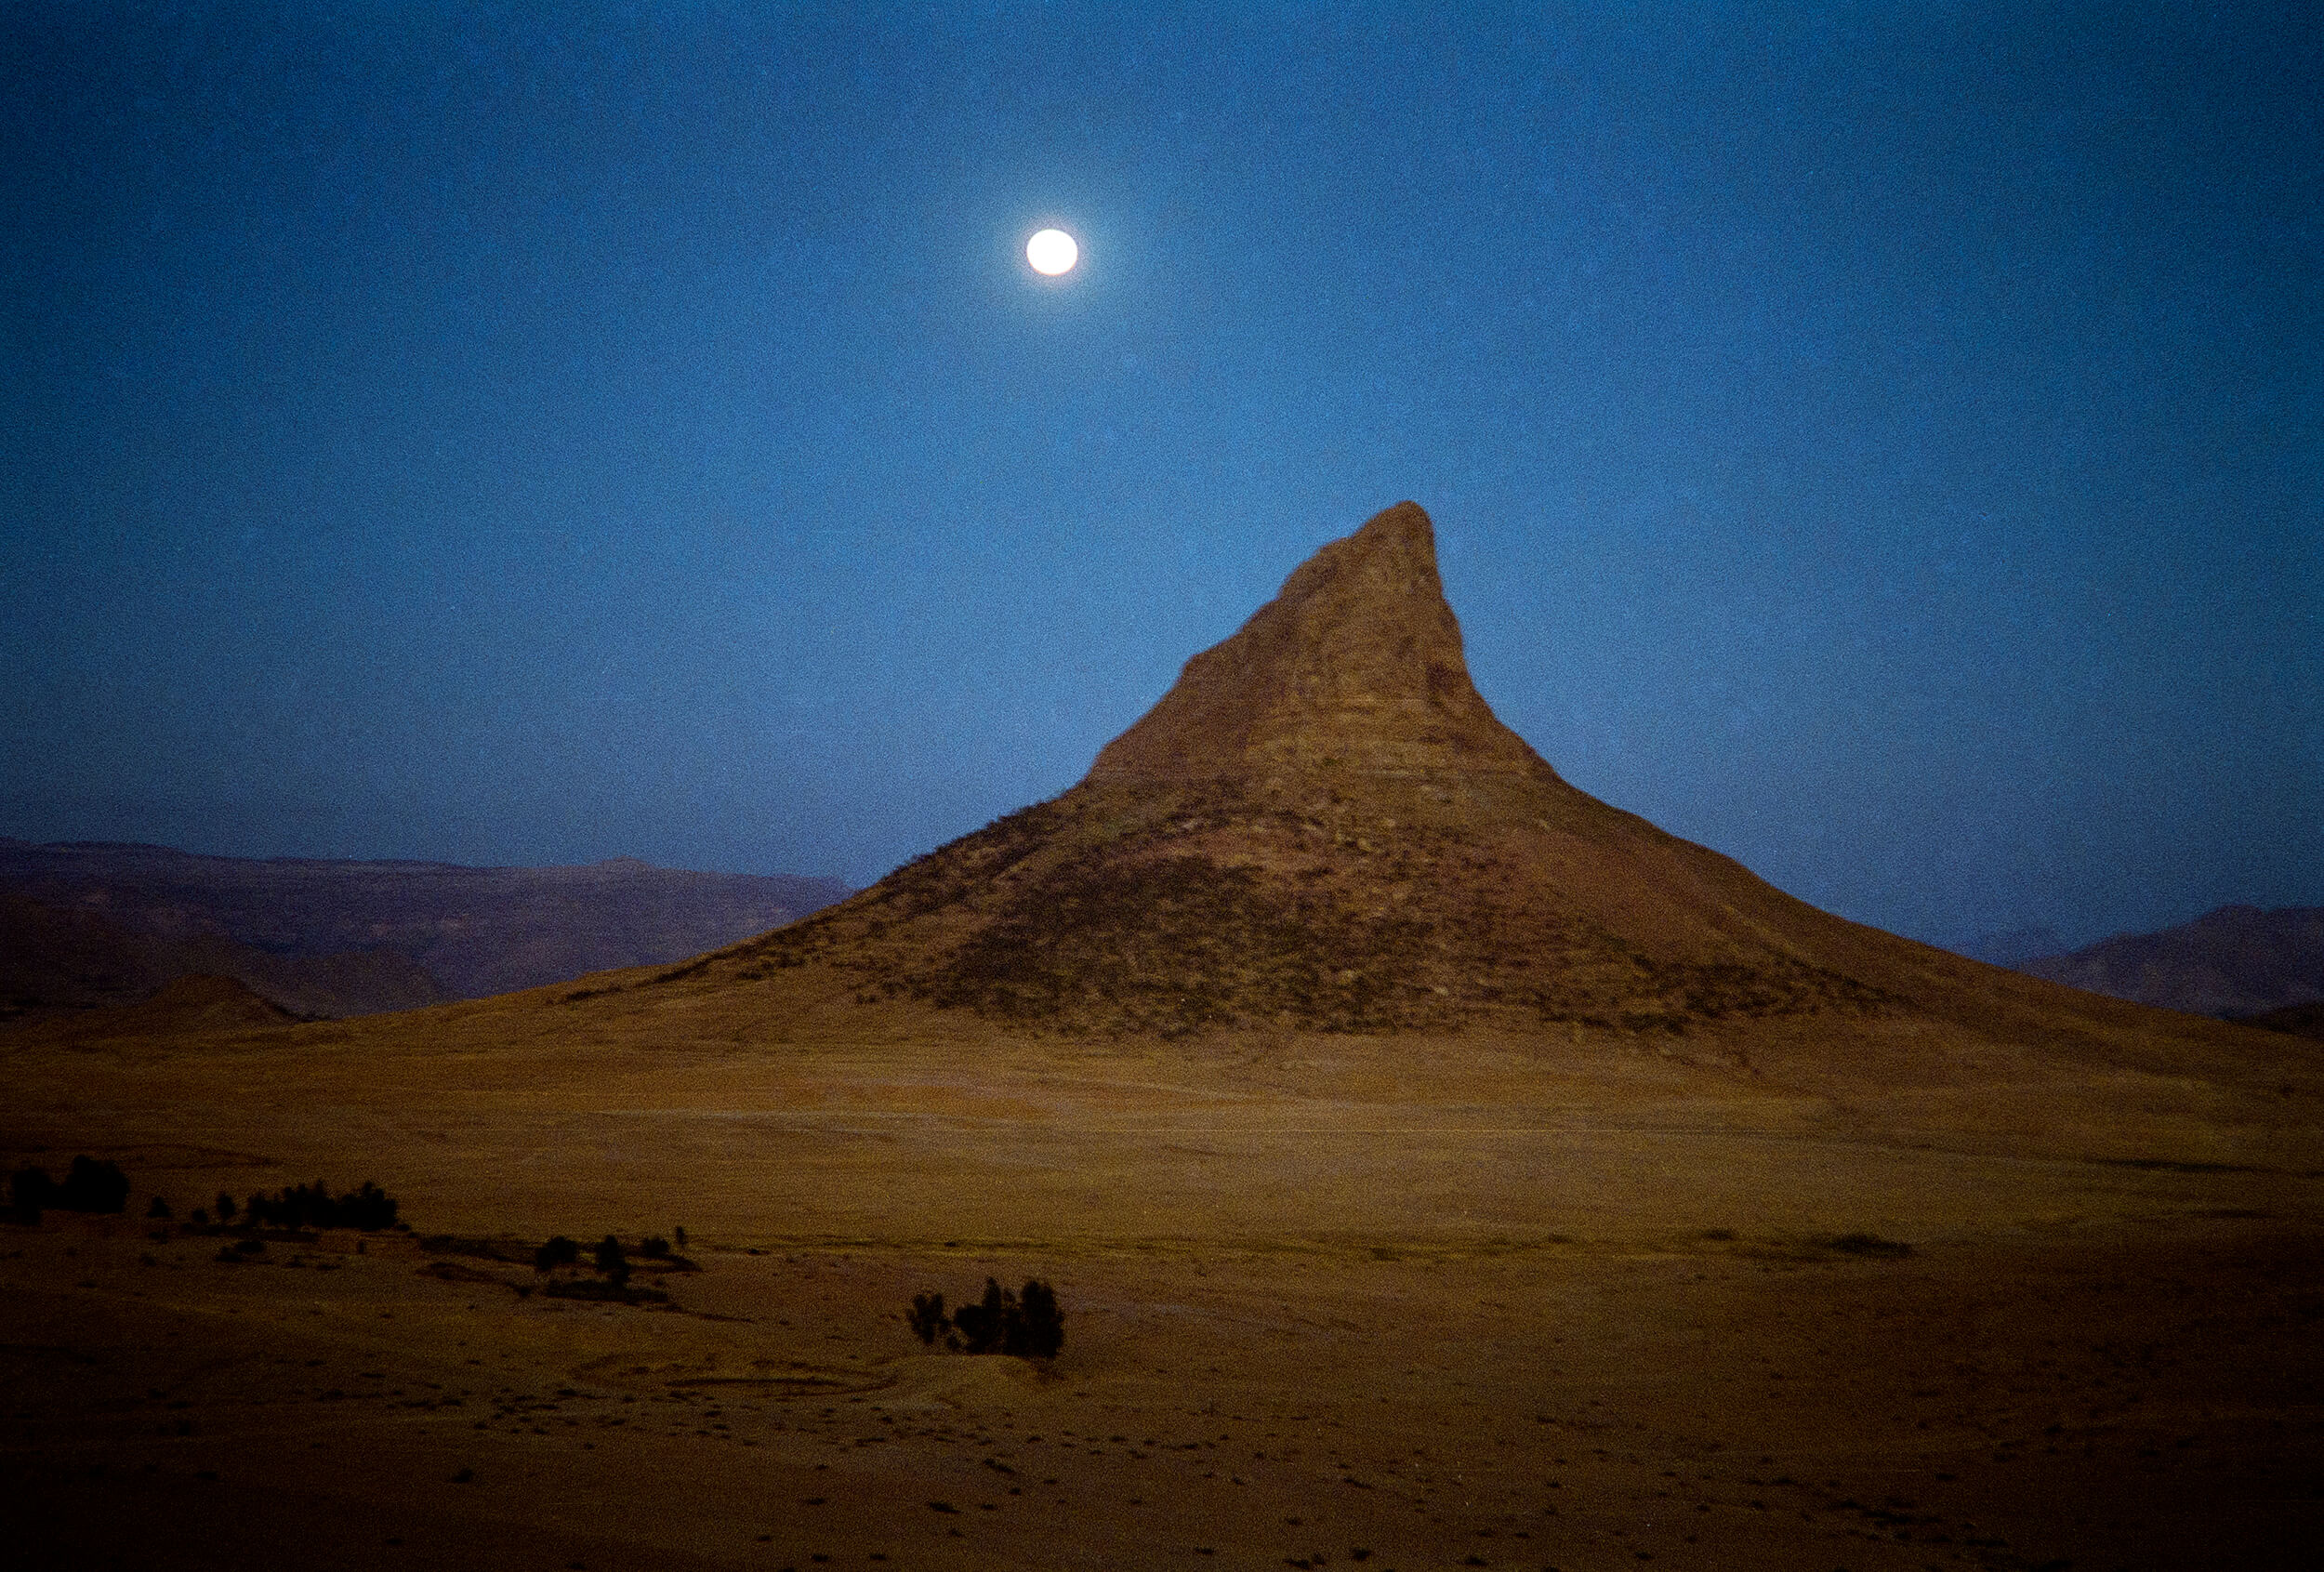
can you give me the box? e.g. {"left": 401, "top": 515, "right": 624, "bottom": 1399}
{"left": 906, "top": 1291, "right": 950, "bottom": 1346}
{"left": 594, "top": 1235, "right": 630, "bottom": 1287}
{"left": 9, "top": 1165, "right": 52, "bottom": 1223}
{"left": 215, "top": 1192, "right": 238, "bottom": 1223}
{"left": 534, "top": 1235, "right": 581, "bottom": 1274}
{"left": 1010, "top": 1277, "right": 1065, "bottom": 1358}
{"left": 60, "top": 1156, "right": 130, "bottom": 1213}
{"left": 147, "top": 1196, "right": 173, "bottom": 1220}
{"left": 949, "top": 1278, "right": 1009, "bottom": 1354}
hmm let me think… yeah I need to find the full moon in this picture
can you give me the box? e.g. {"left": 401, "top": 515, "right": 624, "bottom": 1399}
{"left": 1026, "top": 228, "right": 1078, "bottom": 276}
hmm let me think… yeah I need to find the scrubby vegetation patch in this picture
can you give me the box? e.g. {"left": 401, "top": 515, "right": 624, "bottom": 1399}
{"left": 8, "top": 1156, "right": 129, "bottom": 1222}
{"left": 906, "top": 1276, "right": 1065, "bottom": 1357}
{"left": 240, "top": 1179, "right": 400, "bottom": 1231}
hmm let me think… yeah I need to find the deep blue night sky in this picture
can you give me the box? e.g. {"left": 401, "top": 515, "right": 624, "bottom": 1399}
{"left": 4, "top": 3, "right": 2317, "bottom": 956}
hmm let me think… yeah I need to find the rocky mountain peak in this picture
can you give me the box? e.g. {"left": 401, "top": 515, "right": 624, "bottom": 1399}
{"left": 1086, "top": 501, "right": 1556, "bottom": 783}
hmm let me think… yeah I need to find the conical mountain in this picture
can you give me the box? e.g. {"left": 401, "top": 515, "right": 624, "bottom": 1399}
{"left": 653, "top": 501, "right": 2009, "bottom": 1039}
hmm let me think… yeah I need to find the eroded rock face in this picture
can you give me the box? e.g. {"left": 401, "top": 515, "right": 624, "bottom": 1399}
{"left": 1089, "top": 502, "right": 1553, "bottom": 783}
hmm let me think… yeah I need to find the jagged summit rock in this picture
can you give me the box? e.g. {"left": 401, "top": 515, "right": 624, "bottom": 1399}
{"left": 1089, "top": 502, "right": 1554, "bottom": 783}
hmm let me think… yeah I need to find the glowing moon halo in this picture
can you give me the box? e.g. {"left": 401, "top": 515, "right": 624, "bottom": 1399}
{"left": 1026, "top": 228, "right": 1078, "bottom": 276}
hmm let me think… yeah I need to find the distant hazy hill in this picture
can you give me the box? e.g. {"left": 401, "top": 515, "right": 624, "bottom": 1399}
{"left": 1, "top": 888, "right": 446, "bottom": 1020}
{"left": 0, "top": 840, "right": 850, "bottom": 1010}
{"left": 2013, "top": 904, "right": 2324, "bottom": 1020}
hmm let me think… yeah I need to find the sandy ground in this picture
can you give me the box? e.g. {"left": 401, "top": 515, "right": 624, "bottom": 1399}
{"left": 6, "top": 1022, "right": 2323, "bottom": 1570}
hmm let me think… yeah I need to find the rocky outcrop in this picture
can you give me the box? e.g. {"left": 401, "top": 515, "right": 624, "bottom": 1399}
{"left": 1089, "top": 502, "right": 1552, "bottom": 783}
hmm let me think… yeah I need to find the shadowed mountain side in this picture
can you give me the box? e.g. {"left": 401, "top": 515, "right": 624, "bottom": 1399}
{"left": 669, "top": 772, "right": 1904, "bottom": 1038}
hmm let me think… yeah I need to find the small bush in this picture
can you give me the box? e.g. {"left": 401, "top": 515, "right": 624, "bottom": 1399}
{"left": 9, "top": 1165, "right": 51, "bottom": 1222}
{"left": 534, "top": 1235, "right": 581, "bottom": 1274}
{"left": 640, "top": 1235, "right": 669, "bottom": 1259}
{"left": 593, "top": 1235, "right": 629, "bottom": 1286}
{"left": 1829, "top": 1232, "right": 1912, "bottom": 1259}
{"left": 906, "top": 1291, "right": 949, "bottom": 1345}
{"left": 1013, "top": 1278, "right": 1065, "bottom": 1358}
{"left": 147, "top": 1196, "right": 173, "bottom": 1220}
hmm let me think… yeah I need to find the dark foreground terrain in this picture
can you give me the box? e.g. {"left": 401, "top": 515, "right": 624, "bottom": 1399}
{"left": 7, "top": 1203, "right": 2319, "bottom": 1572}
{"left": 5, "top": 1014, "right": 2321, "bottom": 1572}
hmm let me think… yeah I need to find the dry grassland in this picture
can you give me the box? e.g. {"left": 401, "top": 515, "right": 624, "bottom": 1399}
{"left": 6, "top": 1002, "right": 2324, "bottom": 1571}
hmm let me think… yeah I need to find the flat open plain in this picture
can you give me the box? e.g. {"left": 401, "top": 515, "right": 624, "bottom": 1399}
{"left": 6, "top": 996, "right": 2322, "bottom": 1571}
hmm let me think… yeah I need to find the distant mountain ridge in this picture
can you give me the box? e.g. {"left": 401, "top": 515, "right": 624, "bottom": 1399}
{"left": 0, "top": 888, "right": 446, "bottom": 1021}
{"left": 0, "top": 839, "right": 850, "bottom": 1014}
{"left": 2012, "top": 904, "right": 2324, "bottom": 1021}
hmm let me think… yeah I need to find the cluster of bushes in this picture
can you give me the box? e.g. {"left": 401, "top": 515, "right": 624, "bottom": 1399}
{"left": 9, "top": 1156, "right": 130, "bottom": 1222}
{"left": 186, "top": 1181, "right": 401, "bottom": 1233}
{"left": 907, "top": 1276, "right": 1064, "bottom": 1358}
{"left": 246, "top": 1180, "right": 399, "bottom": 1232}
{"left": 527, "top": 1231, "right": 689, "bottom": 1302}
{"left": 7, "top": 1157, "right": 404, "bottom": 1239}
